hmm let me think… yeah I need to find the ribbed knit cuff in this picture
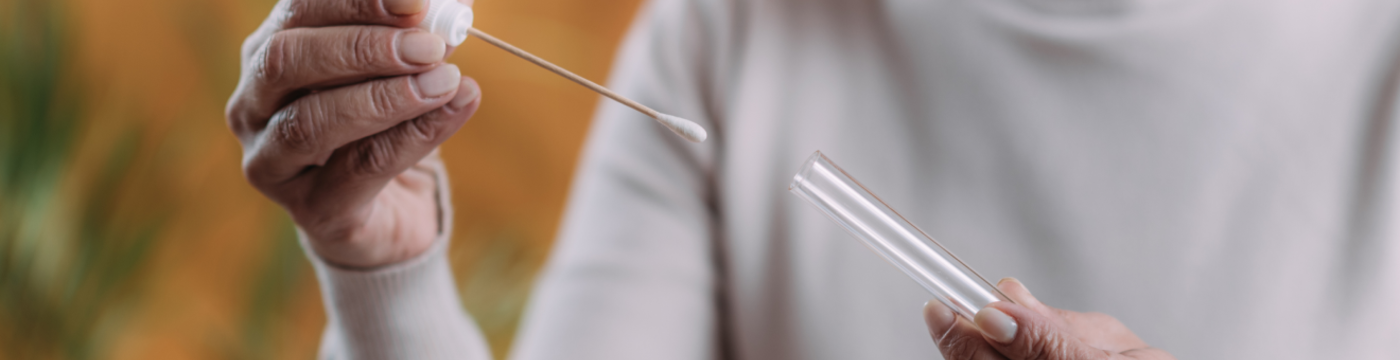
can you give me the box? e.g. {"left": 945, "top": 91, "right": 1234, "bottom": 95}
{"left": 299, "top": 161, "right": 491, "bottom": 360}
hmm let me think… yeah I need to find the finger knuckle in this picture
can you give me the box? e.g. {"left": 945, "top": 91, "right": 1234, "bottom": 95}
{"left": 241, "top": 150, "right": 282, "bottom": 190}
{"left": 253, "top": 33, "right": 292, "bottom": 86}
{"left": 939, "top": 333, "right": 983, "bottom": 359}
{"left": 225, "top": 98, "right": 250, "bottom": 134}
{"left": 225, "top": 88, "right": 268, "bottom": 140}
{"left": 347, "top": 28, "right": 390, "bottom": 70}
{"left": 403, "top": 117, "right": 442, "bottom": 143}
{"left": 346, "top": 137, "right": 399, "bottom": 177}
{"left": 365, "top": 79, "right": 407, "bottom": 118}
{"left": 348, "top": 0, "right": 384, "bottom": 22}
{"left": 240, "top": 28, "right": 270, "bottom": 62}
{"left": 241, "top": 154, "right": 263, "bottom": 184}
{"left": 1020, "top": 325, "right": 1078, "bottom": 360}
{"left": 268, "top": 105, "right": 321, "bottom": 155}
{"left": 279, "top": 0, "right": 387, "bottom": 28}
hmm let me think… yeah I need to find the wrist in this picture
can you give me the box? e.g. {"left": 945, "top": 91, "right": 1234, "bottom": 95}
{"left": 301, "top": 210, "right": 438, "bottom": 268}
{"left": 302, "top": 228, "right": 439, "bottom": 269}
{"left": 296, "top": 175, "right": 443, "bottom": 268}
{"left": 296, "top": 154, "right": 453, "bottom": 269}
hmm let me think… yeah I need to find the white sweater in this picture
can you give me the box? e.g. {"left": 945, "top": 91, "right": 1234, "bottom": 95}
{"left": 306, "top": 0, "right": 1400, "bottom": 359}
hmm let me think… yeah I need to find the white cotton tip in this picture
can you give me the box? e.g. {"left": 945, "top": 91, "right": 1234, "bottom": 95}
{"left": 420, "top": 0, "right": 473, "bottom": 46}
{"left": 655, "top": 113, "right": 708, "bottom": 143}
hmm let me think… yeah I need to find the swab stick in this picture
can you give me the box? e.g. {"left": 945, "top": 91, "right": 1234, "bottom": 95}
{"left": 466, "top": 27, "right": 707, "bottom": 143}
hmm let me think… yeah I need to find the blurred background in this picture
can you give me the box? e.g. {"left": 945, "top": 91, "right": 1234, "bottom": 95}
{"left": 0, "top": 0, "right": 643, "bottom": 358}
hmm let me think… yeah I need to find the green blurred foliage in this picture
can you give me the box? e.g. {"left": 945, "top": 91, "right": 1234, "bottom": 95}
{"left": 0, "top": 0, "right": 639, "bottom": 356}
{"left": 0, "top": 0, "right": 165, "bottom": 358}
{"left": 0, "top": 0, "right": 316, "bottom": 357}
{"left": 453, "top": 229, "right": 544, "bottom": 359}
{"left": 218, "top": 217, "right": 310, "bottom": 360}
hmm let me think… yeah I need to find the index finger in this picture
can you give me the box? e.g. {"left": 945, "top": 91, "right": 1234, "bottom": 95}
{"left": 995, "top": 278, "right": 1054, "bottom": 316}
{"left": 924, "top": 300, "right": 1009, "bottom": 360}
{"left": 279, "top": 0, "right": 427, "bottom": 29}
{"left": 278, "top": 0, "right": 475, "bottom": 29}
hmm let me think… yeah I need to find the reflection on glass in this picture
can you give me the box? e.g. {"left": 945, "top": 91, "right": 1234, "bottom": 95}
{"left": 790, "top": 151, "right": 1010, "bottom": 319}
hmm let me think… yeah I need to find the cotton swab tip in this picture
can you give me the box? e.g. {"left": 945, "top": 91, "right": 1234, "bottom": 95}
{"left": 655, "top": 113, "right": 708, "bottom": 143}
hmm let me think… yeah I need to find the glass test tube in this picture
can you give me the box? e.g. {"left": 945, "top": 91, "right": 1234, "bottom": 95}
{"left": 789, "top": 151, "right": 1010, "bottom": 319}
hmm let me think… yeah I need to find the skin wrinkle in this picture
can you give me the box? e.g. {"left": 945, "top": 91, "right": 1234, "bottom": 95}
{"left": 271, "top": 105, "right": 319, "bottom": 158}
{"left": 403, "top": 116, "right": 442, "bottom": 144}
{"left": 944, "top": 335, "right": 981, "bottom": 359}
{"left": 353, "top": 0, "right": 382, "bottom": 24}
{"left": 258, "top": 33, "right": 292, "bottom": 103}
{"left": 246, "top": 121, "right": 304, "bottom": 185}
{"left": 1023, "top": 315, "right": 1069, "bottom": 360}
{"left": 376, "top": 77, "right": 413, "bottom": 117}
{"left": 352, "top": 131, "right": 400, "bottom": 178}
{"left": 227, "top": 0, "right": 454, "bottom": 155}
{"left": 1019, "top": 321, "right": 1048, "bottom": 359}
{"left": 311, "top": 200, "right": 382, "bottom": 264}
{"left": 357, "top": 80, "right": 390, "bottom": 121}
{"left": 941, "top": 321, "right": 990, "bottom": 359}
{"left": 349, "top": 28, "right": 381, "bottom": 75}
{"left": 348, "top": 112, "right": 445, "bottom": 183}
{"left": 928, "top": 279, "right": 1176, "bottom": 360}
{"left": 229, "top": 39, "right": 271, "bottom": 129}
{"left": 248, "top": 29, "right": 431, "bottom": 129}
{"left": 229, "top": 0, "right": 477, "bottom": 274}
{"left": 257, "top": 36, "right": 322, "bottom": 123}
{"left": 236, "top": 42, "right": 277, "bottom": 125}
{"left": 301, "top": 76, "right": 425, "bottom": 178}
{"left": 375, "top": 29, "right": 420, "bottom": 78}
{"left": 333, "top": 107, "right": 440, "bottom": 186}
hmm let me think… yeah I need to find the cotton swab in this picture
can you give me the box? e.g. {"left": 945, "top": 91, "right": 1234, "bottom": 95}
{"left": 466, "top": 27, "right": 708, "bottom": 143}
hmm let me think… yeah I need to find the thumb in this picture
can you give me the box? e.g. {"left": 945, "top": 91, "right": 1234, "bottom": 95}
{"left": 973, "top": 302, "right": 1110, "bottom": 360}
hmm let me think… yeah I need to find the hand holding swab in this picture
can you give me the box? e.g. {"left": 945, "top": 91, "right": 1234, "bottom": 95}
{"left": 465, "top": 27, "right": 708, "bottom": 143}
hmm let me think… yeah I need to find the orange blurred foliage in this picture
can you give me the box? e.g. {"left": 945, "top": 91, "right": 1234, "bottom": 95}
{"left": 6, "top": 0, "right": 642, "bottom": 358}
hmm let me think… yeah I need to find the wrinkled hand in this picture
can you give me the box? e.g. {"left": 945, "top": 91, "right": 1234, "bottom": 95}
{"left": 924, "top": 278, "right": 1176, "bottom": 360}
{"left": 226, "top": 0, "right": 479, "bottom": 268}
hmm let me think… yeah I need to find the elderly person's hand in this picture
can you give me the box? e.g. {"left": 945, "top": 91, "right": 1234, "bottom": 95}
{"left": 226, "top": 0, "right": 479, "bottom": 268}
{"left": 925, "top": 278, "right": 1177, "bottom": 360}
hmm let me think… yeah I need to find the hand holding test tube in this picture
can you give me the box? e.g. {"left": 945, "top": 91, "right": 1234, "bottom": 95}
{"left": 790, "top": 151, "right": 1175, "bottom": 360}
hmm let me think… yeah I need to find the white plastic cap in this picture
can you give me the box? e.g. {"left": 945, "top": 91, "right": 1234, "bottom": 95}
{"left": 419, "top": 0, "right": 473, "bottom": 46}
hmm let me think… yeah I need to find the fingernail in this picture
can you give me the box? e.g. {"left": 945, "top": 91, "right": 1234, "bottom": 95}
{"left": 448, "top": 77, "right": 479, "bottom": 109}
{"left": 416, "top": 64, "right": 461, "bottom": 98}
{"left": 974, "top": 307, "right": 1017, "bottom": 344}
{"left": 400, "top": 32, "right": 445, "bottom": 65}
{"left": 1000, "top": 277, "right": 1029, "bottom": 293}
{"left": 384, "top": 0, "right": 425, "bottom": 15}
{"left": 924, "top": 300, "right": 958, "bottom": 333}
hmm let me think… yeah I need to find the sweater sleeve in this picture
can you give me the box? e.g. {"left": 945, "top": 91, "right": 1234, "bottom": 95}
{"left": 300, "top": 159, "right": 492, "bottom": 360}
{"left": 507, "top": 0, "right": 734, "bottom": 359}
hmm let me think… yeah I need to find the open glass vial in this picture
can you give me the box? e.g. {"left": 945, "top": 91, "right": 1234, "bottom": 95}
{"left": 789, "top": 151, "right": 1011, "bottom": 319}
